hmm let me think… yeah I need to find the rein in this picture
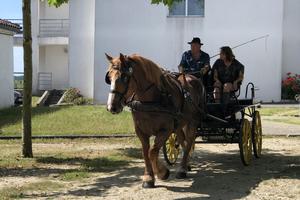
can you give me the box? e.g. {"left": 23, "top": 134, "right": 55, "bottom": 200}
{"left": 126, "top": 72, "right": 185, "bottom": 120}
{"left": 106, "top": 56, "right": 201, "bottom": 121}
{"left": 125, "top": 78, "right": 156, "bottom": 105}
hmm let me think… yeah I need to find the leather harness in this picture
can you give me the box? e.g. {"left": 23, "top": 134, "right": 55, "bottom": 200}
{"left": 105, "top": 60, "right": 203, "bottom": 129}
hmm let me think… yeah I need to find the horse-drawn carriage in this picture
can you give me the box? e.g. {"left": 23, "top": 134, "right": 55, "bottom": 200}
{"left": 163, "top": 81, "right": 262, "bottom": 166}
{"left": 105, "top": 53, "right": 262, "bottom": 188}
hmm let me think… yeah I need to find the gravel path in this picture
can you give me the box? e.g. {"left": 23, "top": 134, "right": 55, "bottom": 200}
{"left": 95, "top": 138, "right": 300, "bottom": 200}
{"left": 0, "top": 121, "right": 299, "bottom": 199}
{"left": 262, "top": 119, "right": 300, "bottom": 135}
{"left": 26, "top": 137, "right": 298, "bottom": 200}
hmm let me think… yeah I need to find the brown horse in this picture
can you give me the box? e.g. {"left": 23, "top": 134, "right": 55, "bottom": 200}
{"left": 105, "top": 53, "right": 205, "bottom": 188}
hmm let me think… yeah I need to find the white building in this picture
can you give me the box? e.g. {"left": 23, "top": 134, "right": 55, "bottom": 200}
{"left": 25, "top": 0, "right": 300, "bottom": 103}
{"left": 13, "top": 0, "right": 70, "bottom": 93}
{"left": 0, "top": 19, "right": 20, "bottom": 108}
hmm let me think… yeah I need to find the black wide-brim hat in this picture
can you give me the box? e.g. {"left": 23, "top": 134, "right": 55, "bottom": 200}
{"left": 188, "top": 37, "right": 203, "bottom": 45}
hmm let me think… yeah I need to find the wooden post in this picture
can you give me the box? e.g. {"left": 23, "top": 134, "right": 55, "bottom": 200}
{"left": 22, "top": 0, "right": 33, "bottom": 158}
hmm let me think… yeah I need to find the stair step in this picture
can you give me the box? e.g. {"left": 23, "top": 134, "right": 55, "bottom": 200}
{"left": 44, "top": 90, "right": 64, "bottom": 106}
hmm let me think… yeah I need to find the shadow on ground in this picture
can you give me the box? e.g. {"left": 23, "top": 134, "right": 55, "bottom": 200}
{"left": 168, "top": 149, "right": 299, "bottom": 200}
{"left": 0, "top": 147, "right": 299, "bottom": 199}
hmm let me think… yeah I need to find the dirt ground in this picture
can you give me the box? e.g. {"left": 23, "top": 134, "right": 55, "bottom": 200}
{"left": 0, "top": 137, "right": 299, "bottom": 200}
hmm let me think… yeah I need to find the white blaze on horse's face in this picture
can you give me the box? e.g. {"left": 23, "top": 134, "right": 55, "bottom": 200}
{"left": 106, "top": 75, "right": 124, "bottom": 114}
{"left": 107, "top": 79, "right": 116, "bottom": 112}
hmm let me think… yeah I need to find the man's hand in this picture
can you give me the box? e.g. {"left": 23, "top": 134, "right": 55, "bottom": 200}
{"left": 178, "top": 65, "right": 184, "bottom": 73}
{"left": 200, "top": 65, "right": 210, "bottom": 75}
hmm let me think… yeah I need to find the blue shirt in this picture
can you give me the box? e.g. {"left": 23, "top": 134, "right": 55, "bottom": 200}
{"left": 179, "top": 50, "right": 210, "bottom": 73}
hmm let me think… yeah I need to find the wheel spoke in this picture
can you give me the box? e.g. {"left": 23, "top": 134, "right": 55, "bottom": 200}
{"left": 252, "top": 111, "right": 262, "bottom": 158}
{"left": 164, "top": 133, "right": 180, "bottom": 165}
{"left": 240, "top": 119, "right": 252, "bottom": 165}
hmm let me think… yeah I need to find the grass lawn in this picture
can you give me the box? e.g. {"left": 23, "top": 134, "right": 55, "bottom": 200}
{"left": 266, "top": 117, "right": 300, "bottom": 125}
{"left": 1, "top": 99, "right": 300, "bottom": 137}
{"left": 0, "top": 105, "right": 134, "bottom": 136}
{"left": 258, "top": 106, "right": 300, "bottom": 116}
{"left": 258, "top": 106, "right": 300, "bottom": 125}
{"left": 0, "top": 138, "right": 141, "bottom": 199}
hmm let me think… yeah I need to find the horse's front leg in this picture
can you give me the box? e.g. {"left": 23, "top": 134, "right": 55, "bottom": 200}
{"left": 176, "top": 124, "right": 196, "bottom": 179}
{"left": 149, "top": 129, "right": 171, "bottom": 181}
{"left": 136, "top": 129, "right": 155, "bottom": 188}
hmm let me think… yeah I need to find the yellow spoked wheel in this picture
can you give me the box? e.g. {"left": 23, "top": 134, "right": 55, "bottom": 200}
{"left": 163, "top": 133, "right": 180, "bottom": 166}
{"left": 252, "top": 111, "right": 262, "bottom": 158}
{"left": 239, "top": 119, "right": 252, "bottom": 166}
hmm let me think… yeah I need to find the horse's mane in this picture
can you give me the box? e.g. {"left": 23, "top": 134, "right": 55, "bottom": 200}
{"left": 129, "top": 54, "right": 165, "bottom": 89}
{"left": 129, "top": 54, "right": 181, "bottom": 96}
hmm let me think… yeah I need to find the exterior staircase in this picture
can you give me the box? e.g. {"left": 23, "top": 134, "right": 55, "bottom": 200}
{"left": 44, "top": 90, "right": 64, "bottom": 106}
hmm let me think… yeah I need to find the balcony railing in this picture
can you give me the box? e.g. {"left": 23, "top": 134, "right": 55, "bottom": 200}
{"left": 39, "top": 19, "right": 69, "bottom": 37}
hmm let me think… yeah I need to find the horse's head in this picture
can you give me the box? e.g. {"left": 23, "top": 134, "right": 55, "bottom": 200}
{"left": 105, "top": 53, "right": 134, "bottom": 114}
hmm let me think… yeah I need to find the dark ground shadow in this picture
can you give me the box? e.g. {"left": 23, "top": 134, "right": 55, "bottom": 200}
{"left": 0, "top": 155, "right": 131, "bottom": 178}
{"left": 120, "top": 147, "right": 143, "bottom": 159}
{"left": 168, "top": 148, "right": 299, "bottom": 200}
{"left": 0, "top": 147, "right": 299, "bottom": 199}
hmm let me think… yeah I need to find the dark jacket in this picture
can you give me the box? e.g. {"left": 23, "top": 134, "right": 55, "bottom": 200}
{"left": 212, "top": 58, "right": 244, "bottom": 84}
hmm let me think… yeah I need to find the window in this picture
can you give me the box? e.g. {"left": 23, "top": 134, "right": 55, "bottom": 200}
{"left": 169, "top": 0, "right": 205, "bottom": 17}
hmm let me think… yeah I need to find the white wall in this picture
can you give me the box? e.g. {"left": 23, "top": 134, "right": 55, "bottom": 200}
{"left": 0, "top": 33, "right": 14, "bottom": 108}
{"left": 39, "top": 45, "right": 69, "bottom": 89}
{"left": 282, "top": 0, "right": 300, "bottom": 78}
{"left": 69, "top": 0, "right": 95, "bottom": 98}
{"left": 93, "top": 0, "right": 283, "bottom": 103}
{"left": 31, "top": 0, "right": 40, "bottom": 94}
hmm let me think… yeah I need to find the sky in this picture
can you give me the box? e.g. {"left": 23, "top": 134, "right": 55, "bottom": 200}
{"left": 0, "top": 0, "right": 23, "bottom": 72}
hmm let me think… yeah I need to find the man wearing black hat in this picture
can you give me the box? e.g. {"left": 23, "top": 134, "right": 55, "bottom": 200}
{"left": 178, "top": 37, "right": 210, "bottom": 79}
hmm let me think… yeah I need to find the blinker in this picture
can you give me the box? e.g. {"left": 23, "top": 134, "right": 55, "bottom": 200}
{"left": 105, "top": 71, "right": 111, "bottom": 85}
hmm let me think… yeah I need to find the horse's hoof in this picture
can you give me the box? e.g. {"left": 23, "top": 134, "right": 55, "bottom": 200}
{"left": 176, "top": 171, "right": 187, "bottom": 179}
{"left": 160, "top": 169, "right": 170, "bottom": 180}
{"left": 187, "top": 165, "right": 192, "bottom": 171}
{"left": 142, "top": 181, "right": 155, "bottom": 188}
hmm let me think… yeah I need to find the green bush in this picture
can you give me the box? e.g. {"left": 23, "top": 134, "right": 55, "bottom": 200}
{"left": 63, "top": 88, "right": 93, "bottom": 105}
{"left": 73, "top": 97, "right": 93, "bottom": 105}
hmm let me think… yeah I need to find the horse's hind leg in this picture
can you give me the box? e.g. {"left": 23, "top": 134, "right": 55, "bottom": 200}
{"left": 176, "top": 124, "right": 196, "bottom": 179}
{"left": 149, "top": 130, "right": 171, "bottom": 181}
{"left": 136, "top": 129, "right": 155, "bottom": 188}
{"left": 176, "top": 128, "right": 192, "bottom": 171}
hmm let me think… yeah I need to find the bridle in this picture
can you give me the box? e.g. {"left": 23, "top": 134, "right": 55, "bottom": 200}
{"left": 105, "top": 62, "right": 133, "bottom": 106}
{"left": 105, "top": 60, "right": 156, "bottom": 107}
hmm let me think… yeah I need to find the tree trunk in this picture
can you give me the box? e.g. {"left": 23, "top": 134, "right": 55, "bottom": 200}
{"left": 22, "top": 0, "right": 33, "bottom": 158}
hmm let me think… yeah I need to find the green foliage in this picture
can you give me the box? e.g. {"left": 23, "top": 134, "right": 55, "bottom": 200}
{"left": 73, "top": 96, "right": 93, "bottom": 105}
{"left": 47, "top": 0, "right": 182, "bottom": 7}
{"left": 63, "top": 88, "right": 81, "bottom": 103}
{"left": 63, "top": 88, "right": 92, "bottom": 105}
{"left": 14, "top": 80, "right": 24, "bottom": 89}
{"left": 47, "top": 0, "right": 68, "bottom": 7}
{"left": 151, "top": 0, "right": 183, "bottom": 7}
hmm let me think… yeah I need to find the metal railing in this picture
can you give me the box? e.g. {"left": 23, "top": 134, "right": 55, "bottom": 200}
{"left": 38, "top": 72, "right": 52, "bottom": 91}
{"left": 39, "top": 19, "right": 69, "bottom": 37}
